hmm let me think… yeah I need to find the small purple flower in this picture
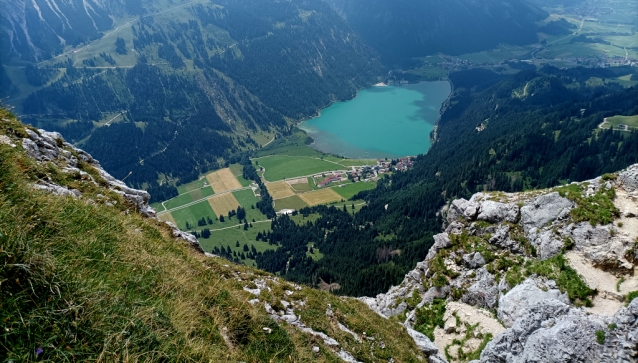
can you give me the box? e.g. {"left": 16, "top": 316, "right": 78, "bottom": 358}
{"left": 35, "top": 347, "right": 43, "bottom": 356}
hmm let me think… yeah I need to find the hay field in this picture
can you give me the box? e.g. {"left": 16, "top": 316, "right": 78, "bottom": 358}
{"left": 208, "top": 193, "right": 241, "bottom": 217}
{"left": 206, "top": 168, "right": 243, "bottom": 193}
{"left": 298, "top": 188, "right": 342, "bottom": 206}
{"left": 266, "top": 181, "right": 296, "bottom": 199}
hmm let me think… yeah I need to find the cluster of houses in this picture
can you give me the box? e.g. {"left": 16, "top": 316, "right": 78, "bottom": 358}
{"left": 317, "top": 173, "right": 343, "bottom": 187}
{"left": 310, "top": 158, "right": 417, "bottom": 188}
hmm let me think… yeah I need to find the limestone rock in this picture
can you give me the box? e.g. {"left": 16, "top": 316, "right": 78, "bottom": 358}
{"left": 477, "top": 201, "right": 519, "bottom": 223}
{"left": 497, "top": 277, "right": 569, "bottom": 328}
{"left": 463, "top": 252, "right": 486, "bottom": 269}
{"left": 405, "top": 327, "right": 439, "bottom": 355}
{"left": 33, "top": 181, "right": 82, "bottom": 199}
{"left": 447, "top": 199, "right": 480, "bottom": 224}
{"left": 165, "top": 222, "right": 205, "bottom": 254}
{"left": 618, "top": 164, "right": 638, "bottom": 192}
{"left": 461, "top": 267, "right": 498, "bottom": 309}
{"left": 527, "top": 228, "right": 565, "bottom": 260}
{"left": 520, "top": 192, "right": 573, "bottom": 232}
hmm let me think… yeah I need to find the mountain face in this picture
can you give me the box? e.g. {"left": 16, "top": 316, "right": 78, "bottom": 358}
{"left": 362, "top": 163, "right": 638, "bottom": 361}
{"left": 0, "top": 0, "right": 115, "bottom": 63}
{"left": 324, "top": 0, "right": 547, "bottom": 60}
{"left": 11, "top": 0, "right": 382, "bottom": 190}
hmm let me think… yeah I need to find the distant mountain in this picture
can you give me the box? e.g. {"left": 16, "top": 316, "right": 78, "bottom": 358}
{"left": 0, "top": 0, "right": 116, "bottom": 63}
{"left": 324, "top": 0, "right": 547, "bottom": 60}
{"left": 10, "top": 0, "right": 382, "bottom": 191}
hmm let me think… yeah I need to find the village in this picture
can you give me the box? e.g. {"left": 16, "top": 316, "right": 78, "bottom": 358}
{"left": 311, "top": 156, "right": 415, "bottom": 188}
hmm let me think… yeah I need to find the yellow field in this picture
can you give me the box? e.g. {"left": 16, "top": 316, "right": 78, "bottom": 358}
{"left": 206, "top": 168, "right": 243, "bottom": 193}
{"left": 208, "top": 193, "right": 241, "bottom": 217}
{"left": 298, "top": 188, "right": 342, "bottom": 206}
{"left": 158, "top": 212, "right": 177, "bottom": 225}
{"left": 266, "top": 181, "right": 296, "bottom": 200}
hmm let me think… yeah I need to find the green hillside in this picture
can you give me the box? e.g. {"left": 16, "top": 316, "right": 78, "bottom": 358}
{"left": 0, "top": 108, "right": 429, "bottom": 362}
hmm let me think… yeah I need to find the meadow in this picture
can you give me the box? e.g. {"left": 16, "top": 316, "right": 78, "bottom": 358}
{"left": 255, "top": 155, "right": 344, "bottom": 181}
{"left": 333, "top": 181, "right": 377, "bottom": 200}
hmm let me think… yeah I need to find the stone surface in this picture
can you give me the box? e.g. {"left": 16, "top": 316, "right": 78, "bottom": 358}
{"left": 477, "top": 201, "right": 519, "bottom": 223}
{"left": 463, "top": 252, "right": 486, "bottom": 269}
{"left": 618, "top": 164, "right": 638, "bottom": 192}
{"left": 520, "top": 192, "right": 573, "bottom": 232}
{"left": 497, "top": 277, "right": 569, "bottom": 328}
{"left": 461, "top": 267, "right": 498, "bottom": 309}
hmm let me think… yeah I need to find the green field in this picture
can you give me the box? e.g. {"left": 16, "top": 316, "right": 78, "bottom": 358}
{"left": 290, "top": 182, "right": 313, "bottom": 193}
{"left": 198, "top": 224, "right": 277, "bottom": 266}
{"left": 603, "top": 115, "right": 638, "bottom": 130}
{"left": 332, "top": 181, "right": 377, "bottom": 200}
{"left": 274, "top": 195, "right": 309, "bottom": 211}
{"left": 232, "top": 189, "right": 268, "bottom": 222}
{"left": 164, "top": 192, "right": 195, "bottom": 210}
{"left": 176, "top": 177, "right": 212, "bottom": 194}
{"left": 255, "top": 155, "right": 343, "bottom": 181}
{"left": 169, "top": 201, "right": 217, "bottom": 231}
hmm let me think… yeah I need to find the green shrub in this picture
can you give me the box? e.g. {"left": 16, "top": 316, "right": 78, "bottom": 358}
{"left": 414, "top": 299, "right": 447, "bottom": 341}
{"left": 595, "top": 330, "right": 606, "bottom": 344}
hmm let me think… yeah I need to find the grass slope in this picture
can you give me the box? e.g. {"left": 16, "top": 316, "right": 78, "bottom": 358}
{"left": 0, "top": 110, "right": 427, "bottom": 362}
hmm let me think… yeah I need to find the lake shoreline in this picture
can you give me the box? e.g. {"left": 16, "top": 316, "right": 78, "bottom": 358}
{"left": 297, "top": 81, "right": 452, "bottom": 160}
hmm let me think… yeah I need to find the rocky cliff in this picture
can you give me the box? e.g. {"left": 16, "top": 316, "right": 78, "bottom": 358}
{"left": 361, "top": 164, "right": 638, "bottom": 362}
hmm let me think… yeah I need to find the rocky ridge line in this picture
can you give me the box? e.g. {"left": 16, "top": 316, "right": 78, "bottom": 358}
{"left": 361, "top": 164, "right": 638, "bottom": 362}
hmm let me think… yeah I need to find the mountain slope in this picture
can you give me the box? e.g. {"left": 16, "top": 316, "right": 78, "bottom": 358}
{"left": 0, "top": 0, "right": 115, "bottom": 63}
{"left": 325, "top": 0, "right": 547, "bottom": 60}
{"left": 0, "top": 109, "right": 440, "bottom": 362}
{"left": 362, "top": 163, "right": 638, "bottom": 361}
{"left": 10, "top": 0, "right": 382, "bottom": 191}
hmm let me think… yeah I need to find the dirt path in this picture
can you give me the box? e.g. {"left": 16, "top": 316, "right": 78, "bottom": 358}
{"left": 433, "top": 301, "right": 504, "bottom": 360}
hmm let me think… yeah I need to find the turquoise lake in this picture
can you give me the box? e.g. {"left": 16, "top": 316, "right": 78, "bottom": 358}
{"left": 299, "top": 81, "right": 451, "bottom": 159}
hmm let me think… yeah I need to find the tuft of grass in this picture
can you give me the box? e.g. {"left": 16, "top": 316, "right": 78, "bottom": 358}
{"left": 595, "top": 330, "right": 606, "bottom": 344}
{"left": 414, "top": 298, "right": 447, "bottom": 341}
{"left": 626, "top": 291, "right": 638, "bottom": 305}
{"left": 556, "top": 184, "right": 619, "bottom": 226}
{"left": 525, "top": 254, "right": 596, "bottom": 306}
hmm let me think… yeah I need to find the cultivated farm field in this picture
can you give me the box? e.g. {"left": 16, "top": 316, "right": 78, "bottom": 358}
{"left": 208, "top": 193, "right": 241, "bottom": 217}
{"left": 206, "top": 168, "right": 243, "bottom": 193}
{"left": 299, "top": 188, "right": 343, "bottom": 206}
{"left": 266, "top": 181, "right": 296, "bottom": 199}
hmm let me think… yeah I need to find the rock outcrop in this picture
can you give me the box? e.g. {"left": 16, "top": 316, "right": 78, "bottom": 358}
{"left": 12, "top": 126, "right": 204, "bottom": 253}
{"left": 361, "top": 164, "right": 638, "bottom": 362}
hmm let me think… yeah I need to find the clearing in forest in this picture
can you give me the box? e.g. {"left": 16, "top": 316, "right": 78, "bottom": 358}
{"left": 298, "top": 188, "right": 342, "bottom": 206}
{"left": 208, "top": 193, "right": 241, "bottom": 217}
{"left": 206, "top": 168, "right": 243, "bottom": 193}
{"left": 266, "top": 181, "right": 296, "bottom": 200}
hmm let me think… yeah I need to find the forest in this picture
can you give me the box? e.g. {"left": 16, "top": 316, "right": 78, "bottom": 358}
{"left": 248, "top": 67, "right": 638, "bottom": 296}
{"left": 19, "top": 0, "right": 381, "bottom": 194}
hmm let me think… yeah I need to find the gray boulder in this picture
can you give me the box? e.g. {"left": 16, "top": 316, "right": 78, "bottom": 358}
{"left": 461, "top": 267, "right": 498, "bottom": 308}
{"left": 480, "top": 299, "right": 572, "bottom": 362}
{"left": 618, "top": 164, "right": 638, "bottom": 192}
{"left": 463, "top": 252, "right": 486, "bottom": 269}
{"left": 520, "top": 192, "right": 573, "bottom": 232}
{"left": 489, "top": 224, "right": 521, "bottom": 252}
{"left": 527, "top": 228, "right": 565, "bottom": 260}
{"left": 405, "top": 327, "right": 439, "bottom": 355}
{"left": 498, "top": 277, "right": 569, "bottom": 328}
{"left": 477, "top": 201, "right": 519, "bottom": 223}
{"left": 447, "top": 198, "right": 480, "bottom": 224}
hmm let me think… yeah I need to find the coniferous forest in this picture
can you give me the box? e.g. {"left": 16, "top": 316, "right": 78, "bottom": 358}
{"left": 250, "top": 67, "right": 638, "bottom": 296}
